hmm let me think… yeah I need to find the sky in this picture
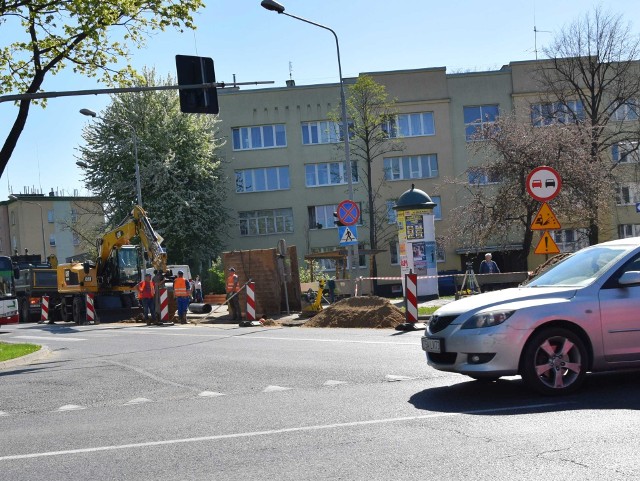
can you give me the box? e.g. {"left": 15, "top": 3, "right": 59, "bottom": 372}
{"left": 1, "top": 0, "right": 638, "bottom": 200}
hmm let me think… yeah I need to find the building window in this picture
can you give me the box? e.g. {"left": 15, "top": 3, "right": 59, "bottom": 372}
{"left": 49, "top": 234, "right": 56, "bottom": 247}
{"left": 305, "top": 162, "right": 358, "bottom": 187}
{"left": 301, "top": 121, "right": 348, "bottom": 145}
{"left": 531, "top": 100, "right": 584, "bottom": 127}
{"left": 70, "top": 209, "right": 78, "bottom": 224}
{"left": 612, "top": 142, "right": 639, "bottom": 163}
{"left": 72, "top": 233, "right": 81, "bottom": 246}
{"left": 619, "top": 224, "right": 640, "bottom": 239}
{"left": 239, "top": 208, "right": 293, "bottom": 236}
{"left": 389, "top": 241, "right": 399, "bottom": 265}
{"left": 386, "top": 200, "right": 397, "bottom": 224}
{"left": 47, "top": 209, "right": 54, "bottom": 223}
{"left": 383, "top": 154, "right": 438, "bottom": 181}
{"left": 467, "top": 168, "right": 500, "bottom": 186}
{"left": 431, "top": 196, "right": 442, "bottom": 220}
{"left": 550, "top": 229, "right": 589, "bottom": 253}
{"left": 615, "top": 183, "right": 640, "bottom": 205}
{"left": 464, "top": 104, "right": 499, "bottom": 140}
{"left": 11, "top": 211, "right": 15, "bottom": 226}
{"left": 611, "top": 99, "right": 639, "bottom": 121}
{"left": 235, "top": 166, "right": 290, "bottom": 193}
{"left": 232, "top": 124, "right": 286, "bottom": 150}
{"left": 383, "top": 112, "right": 435, "bottom": 138}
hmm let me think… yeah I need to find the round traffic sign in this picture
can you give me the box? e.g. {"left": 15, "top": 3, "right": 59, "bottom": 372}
{"left": 337, "top": 200, "right": 360, "bottom": 226}
{"left": 526, "top": 166, "right": 562, "bottom": 202}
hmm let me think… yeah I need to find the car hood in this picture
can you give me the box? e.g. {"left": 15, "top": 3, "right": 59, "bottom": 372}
{"left": 434, "top": 286, "right": 578, "bottom": 320}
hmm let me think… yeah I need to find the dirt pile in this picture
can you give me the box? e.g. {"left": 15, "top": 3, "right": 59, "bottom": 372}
{"left": 303, "top": 296, "right": 406, "bottom": 329}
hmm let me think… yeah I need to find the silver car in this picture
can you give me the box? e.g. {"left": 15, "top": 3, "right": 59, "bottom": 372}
{"left": 422, "top": 237, "right": 640, "bottom": 395}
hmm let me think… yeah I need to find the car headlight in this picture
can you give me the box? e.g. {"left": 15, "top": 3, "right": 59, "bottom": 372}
{"left": 461, "top": 310, "right": 515, "bottom": 329}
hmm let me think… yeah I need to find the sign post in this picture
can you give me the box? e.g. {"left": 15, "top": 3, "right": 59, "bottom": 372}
{"left": 527, "top": 166, "right": 562, "bottom": 256}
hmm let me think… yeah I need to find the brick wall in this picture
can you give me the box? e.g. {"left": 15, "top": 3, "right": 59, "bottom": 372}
{"left": 223, "top": 246, "right": 301, "bottom": 316}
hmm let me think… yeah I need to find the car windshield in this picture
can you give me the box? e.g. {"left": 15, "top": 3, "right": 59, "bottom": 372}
{"left": 526, "top": 245, "right": 631, "bottom": 287}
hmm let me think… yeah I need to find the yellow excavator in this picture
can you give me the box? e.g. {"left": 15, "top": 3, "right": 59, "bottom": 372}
{"left": 57, "top": 205, "right": 168, "bottom": 324}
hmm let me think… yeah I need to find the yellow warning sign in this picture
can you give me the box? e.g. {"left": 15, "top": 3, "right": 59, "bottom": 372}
{"left": 534, "top": 231, "right": 561, "bottom": 255}
{"left": 531, "top": 202, "right": 561, "bottom": 230}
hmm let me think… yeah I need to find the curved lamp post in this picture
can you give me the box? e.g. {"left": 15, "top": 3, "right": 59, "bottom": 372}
{"left": 9, "top": 194, "right": 47, "bottom": 259}
{"left": 261, "top": 0, "right": 361, "bottom": 283}
{"left": 79, "top": 108, "right": 143, "bottom": 207}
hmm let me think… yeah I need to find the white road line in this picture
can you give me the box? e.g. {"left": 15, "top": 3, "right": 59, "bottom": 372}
{"left": 123, "top": 398, "right": 153, "bottom": 406}
{"left": 198, "top": 391, "right": 225, "bottom": 397}
{"left": 0, "top": 402, "right": 569, "bottom": 461}
{"left": 385, "top": 375, "right": 416, "bottom": 382}
{"left": 0, "top": 411, "right": 8, "bottom": 417}
{"left": 11, "top": 335, "right": 86, "bottom": 342}
{"left": 263, "top": 385, "right": 292, "bottom": 393}
{"left": 323, "top": 380, "right": 348, "bottom": 386}
{"left": 56, "top": 405, "right": 86, "bottom": 412}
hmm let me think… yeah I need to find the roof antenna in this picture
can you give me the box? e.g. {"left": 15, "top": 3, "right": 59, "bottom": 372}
{"left": 533, "top": 0, "right": 550, "bottom": 60}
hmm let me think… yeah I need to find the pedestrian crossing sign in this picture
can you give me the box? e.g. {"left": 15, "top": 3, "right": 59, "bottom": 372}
{"left": 338, "top": 225, "right": 358, "bottom": 245}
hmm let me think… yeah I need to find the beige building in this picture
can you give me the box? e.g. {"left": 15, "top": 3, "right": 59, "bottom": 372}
{"left": 216, "top": 59, "right": 639, "bottom": 295}
{"left": 1, "top": 192, "right": 105, "bottom": 263}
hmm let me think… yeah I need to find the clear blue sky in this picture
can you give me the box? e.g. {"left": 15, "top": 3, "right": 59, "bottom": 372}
{"left": 1, "top": 0, "right": 638, "bottom": 200}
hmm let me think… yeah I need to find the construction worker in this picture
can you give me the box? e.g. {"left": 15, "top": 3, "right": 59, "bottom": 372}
{"left": 173, "top": 270, "right": 190, "bottom": 324}
{"left": 226, "top": 267, "right": 241, "bottom": 321}
{"left": 137, "top": 273, "right": 155, "bottom": 322}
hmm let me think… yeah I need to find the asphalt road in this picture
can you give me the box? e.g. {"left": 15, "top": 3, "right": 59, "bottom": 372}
{"left": 2, "top": 321, "right": 640, "bottom": 480}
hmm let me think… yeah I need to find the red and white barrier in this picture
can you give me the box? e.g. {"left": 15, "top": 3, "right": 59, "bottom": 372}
{"left": 246, "top": 282, "right": 256, "bottom": 322}
{"left": 159, "top": 288, "right": 169, "bottom": 322}
{"left": 86, "top": 293, "right": 96, "bottom": 324}
{"left": 41, "top": 295, "right": 49, "bottom": 322}
{"left": 405, "top": 273, "right": 418, "bottom": 324}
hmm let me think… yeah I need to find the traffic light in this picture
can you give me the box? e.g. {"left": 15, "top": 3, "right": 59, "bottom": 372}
{"left": 333, "top": 212, "right": 344, "bottom": 227}
{"left": 175, "top": 55, "right": 219, "bottom": 114}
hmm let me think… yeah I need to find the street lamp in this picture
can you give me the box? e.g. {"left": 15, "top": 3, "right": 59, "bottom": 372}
{"left": 9, "top": 194, "right": 47, "bottom": 260}
{"left": 79, "top": 108, "right": 143, "bottom": 207}
{"left": 261, "top": 0, "right": 360, "bottom": 282}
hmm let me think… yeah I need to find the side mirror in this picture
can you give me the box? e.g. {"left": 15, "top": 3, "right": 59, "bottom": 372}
{"left": 619, "top": 271, "right": 640, "bottom": 286}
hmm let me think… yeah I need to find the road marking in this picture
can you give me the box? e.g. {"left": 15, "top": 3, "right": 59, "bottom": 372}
{"left": 102, "top": 360, "right": 195, "bottom": 391}
{"left": 0, "top": 411, "right": 8, "bottom": 417}
{"left": 385, "top": 375, "right": 416, "bottom": 382}
{"left": 263, "top": 385, "right": 292, "bottom": 393}
{"left": 198, "top": 391, "right": 226, "bottom": 397}
{"left": 123, "top": 398, "right": 152, "bottom": 406}
{"left": 324, "top": 380, "right": 348, "bottom": 386}
{"left": 11, "top": 335, "right": 86, "bottom": 342}
{"left": 0, "top": 402, "right": 569, "bottom": 461}
{"left": 56, "top": 405, "right": 86, "bottom": 412}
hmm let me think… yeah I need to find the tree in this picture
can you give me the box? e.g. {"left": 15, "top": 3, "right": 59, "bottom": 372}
{"left": 77, "top": 70, "right": 229, "bottom": 274}
{"left": 336, "top": 75, "right": 403, "bottom": 292}
{"left": 447, "top": 113, "right": 606, "bottom": 270}
{"left": 0, "top": 0, "right": 203, "bottom": 177}
{"left": 538, "top": 6, "right": 640, "bottom": 244}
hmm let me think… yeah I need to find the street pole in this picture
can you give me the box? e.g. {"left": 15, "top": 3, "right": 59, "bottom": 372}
{"left": 80, "top": 108, "right": 143, "bottom": 207}
{"left": 261, "top": 0, "right": 361, "bottom": 290}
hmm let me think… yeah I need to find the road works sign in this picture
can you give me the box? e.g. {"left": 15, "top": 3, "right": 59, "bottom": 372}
{"left": 534, "top": 231, "right": 561, "bottom": 255}
{"left": 530, "top": 202, "right": 561, "bottom": 231}
{"left": 526, "top": 166, "right": 562, "bottom": 202}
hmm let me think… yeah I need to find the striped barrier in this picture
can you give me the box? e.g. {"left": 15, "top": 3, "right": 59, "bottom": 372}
{"left": 405, "top": 273, "right": 418, "bottom": 324}
{"left": 246, "top": 282, "right": 256, "bottom": 322}
{"left": 159, "top": 288, "right": 169, "bottom": 322}
{"left": 41, "top": 295, "right": 49, "bottom": 322}
{"left": 86, "top": 293, "right": 96, "bottom": 324}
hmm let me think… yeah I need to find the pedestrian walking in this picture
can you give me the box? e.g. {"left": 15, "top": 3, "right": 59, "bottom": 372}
{"left": 479, "top": 253, "right": 500, "bottom": 292}
{"left": 189, "top": 278, "right": 196, "bottom": 302}
{"left": 137, "top": 273, "right": 155, "bottom": 322}
{"left": 173, "top": 270, "right": 191, "bottom": 324}
{"left": 226, "top": 267, "right": 241, "bottom": 321}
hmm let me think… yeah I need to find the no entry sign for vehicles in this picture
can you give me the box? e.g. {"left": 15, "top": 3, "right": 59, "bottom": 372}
{"left": 526, "top": 166, "right": 562, "bottom": 202}
{"left": 337, "top": 200, "right": 360, "bottom": 226}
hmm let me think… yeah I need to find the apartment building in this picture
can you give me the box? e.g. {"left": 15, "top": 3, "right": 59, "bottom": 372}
{"left": 216, "top": 59, "right": 639, "bottom": 294}
{"left": 0, "top": 191, "right": 105, "bottom": 263}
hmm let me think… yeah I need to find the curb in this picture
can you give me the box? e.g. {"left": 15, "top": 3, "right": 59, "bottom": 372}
{"left": 0, "top": 343, "right": 52, "bottom": 370}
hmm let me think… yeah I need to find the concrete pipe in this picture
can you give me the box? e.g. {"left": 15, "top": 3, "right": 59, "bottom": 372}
{"left": 188, "top": 303, "right": 213, "bottom": 314}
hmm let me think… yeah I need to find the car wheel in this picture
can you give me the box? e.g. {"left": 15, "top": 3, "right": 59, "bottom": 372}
{"left": 521, "top": 328, "right": 587, "bottom": 395}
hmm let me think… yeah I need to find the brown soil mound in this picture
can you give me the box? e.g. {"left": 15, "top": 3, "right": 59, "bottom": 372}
{"left": 303, "top": 296, "right": 406, "bottom": 329}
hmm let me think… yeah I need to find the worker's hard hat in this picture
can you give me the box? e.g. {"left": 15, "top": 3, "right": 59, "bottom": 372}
{"left": 229, "top": 267, "right": 236, "bottom": 272}
{"left": 177, "top": 270, "right": 184, "bottom": 275}
{"left": 145, "top": 273, "right": 151, "bottom": 277}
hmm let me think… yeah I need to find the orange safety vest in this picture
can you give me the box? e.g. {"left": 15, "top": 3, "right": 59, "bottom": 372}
{"left": 174, "top": 277, "right": 189, "bottom": 298}
{"left": 138, "top": 280, "right": 155, "bottom": 299}
{"left": 226, "top": 273, "right": 239, "bottom": 293}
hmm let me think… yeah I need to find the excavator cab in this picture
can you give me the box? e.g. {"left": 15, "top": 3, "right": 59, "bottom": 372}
{"left": 100, "top": 245, "right": 141, "bottom": 288}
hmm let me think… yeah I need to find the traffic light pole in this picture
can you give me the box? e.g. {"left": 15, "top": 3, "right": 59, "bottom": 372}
{"left": 0, "top": 81, "right": 273, "bottom": 103}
